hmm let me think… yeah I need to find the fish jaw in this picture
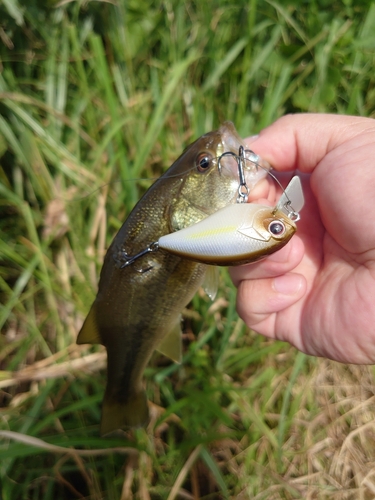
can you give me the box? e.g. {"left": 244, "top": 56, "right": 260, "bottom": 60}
{"left": 218, "top": 122, "right": 271, "bottom": 192}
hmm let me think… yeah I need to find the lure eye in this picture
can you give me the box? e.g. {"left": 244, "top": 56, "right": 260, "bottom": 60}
{"left": 196, "top": 153, "right": 212, "bottom": 173}
{"left": 268, "top": 220, "right": 286, "bottom": 237}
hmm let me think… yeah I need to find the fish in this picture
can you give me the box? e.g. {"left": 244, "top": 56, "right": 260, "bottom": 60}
{"left": 77, "top": 122, "right": 270, "bottom": 435}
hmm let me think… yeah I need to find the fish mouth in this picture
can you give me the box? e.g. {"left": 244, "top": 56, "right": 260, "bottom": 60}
{"left": 218, "top": 121, "right": 244, "bottom": 152}
{"left": 218, "top": 122, "right": 271, "bottom": 191}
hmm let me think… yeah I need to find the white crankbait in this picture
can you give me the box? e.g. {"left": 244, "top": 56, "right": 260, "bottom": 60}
{"left": 157, "top": 176, "right": 304, "bottom": 266}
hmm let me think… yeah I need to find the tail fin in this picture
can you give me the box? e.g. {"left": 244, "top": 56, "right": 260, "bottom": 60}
{"left": 100, "top": 390, "right": 149, "bottom": 436}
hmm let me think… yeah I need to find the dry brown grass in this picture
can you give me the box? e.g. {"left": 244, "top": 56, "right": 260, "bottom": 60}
{"left": 3, "top": 343, "right": 375, "bottom": 499}
{"left": 229, "top": 359, "right": 375, "bottom": 499}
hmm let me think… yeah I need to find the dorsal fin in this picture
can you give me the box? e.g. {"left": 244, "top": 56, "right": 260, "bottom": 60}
{"left": 77, "top": 305, "right": 102, "bottom": 345}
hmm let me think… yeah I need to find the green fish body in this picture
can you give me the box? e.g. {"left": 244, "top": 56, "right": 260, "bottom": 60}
{"left": 77, "top": 122, "right": 268, "bottom": 435}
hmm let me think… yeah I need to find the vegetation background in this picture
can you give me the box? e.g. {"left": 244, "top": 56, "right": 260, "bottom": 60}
{"left": 1, "top": 0, "right": 375, "bottom": 498}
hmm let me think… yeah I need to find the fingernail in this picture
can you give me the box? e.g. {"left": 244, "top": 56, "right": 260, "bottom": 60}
{"left": 273, "top": 274, "right": 303, "bottom": 294}
{"left": 245, "top": 134, "right": 259, "bottom": 145}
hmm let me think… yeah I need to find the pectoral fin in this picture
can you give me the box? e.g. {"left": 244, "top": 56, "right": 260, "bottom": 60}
{"left": 203, "top": 265, "right": 219, "bottom": 300}
{"left": 77, "top": 305, "right": 102, "bottom": 345}
{"left": 156, "top": 320, "right": 182, "bottom": 363}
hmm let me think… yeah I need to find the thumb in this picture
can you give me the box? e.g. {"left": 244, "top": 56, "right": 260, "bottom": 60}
{"left": 236, "top": 273, "right": 306, "bottom": 336}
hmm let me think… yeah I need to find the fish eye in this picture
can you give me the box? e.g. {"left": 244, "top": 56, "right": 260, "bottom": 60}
{"left": 268, "top": 220, "right": 286, "bottom": 237}
{"left": 196, "top": 153, "right": 213, "bottom": 173}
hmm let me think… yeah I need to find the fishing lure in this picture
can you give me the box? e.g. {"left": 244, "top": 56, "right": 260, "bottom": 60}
{"left": 157, "top": 175, "right": 303, "bottom": 265}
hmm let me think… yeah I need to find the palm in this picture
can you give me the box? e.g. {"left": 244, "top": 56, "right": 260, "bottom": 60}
{"left": 297, "top": 139, "right": 375, "bottom": 362}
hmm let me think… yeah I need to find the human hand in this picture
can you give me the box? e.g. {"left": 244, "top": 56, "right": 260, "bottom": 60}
{"left": 230, "top": 113, "right": 375, "bottom": 364}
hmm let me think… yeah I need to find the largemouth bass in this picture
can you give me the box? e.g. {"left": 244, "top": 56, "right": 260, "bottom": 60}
{"left": 77, "top": 122, "right": 269, "bottom": 435}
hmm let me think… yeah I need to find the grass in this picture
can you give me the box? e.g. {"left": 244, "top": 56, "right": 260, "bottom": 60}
{"left": 1, "top": 0, "right": 375, "bottom": 498}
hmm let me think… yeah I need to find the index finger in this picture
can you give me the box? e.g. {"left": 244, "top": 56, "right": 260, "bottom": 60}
{"left": 246, "top": 113, "right": 375, "bottom": 173}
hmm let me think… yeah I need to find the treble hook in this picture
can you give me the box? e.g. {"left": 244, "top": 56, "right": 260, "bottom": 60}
{"left": 237, "top": 146, "right": 249, "bottom": 203}
{"left": 217, "top": 149, "right": 250, "bottom": 203}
